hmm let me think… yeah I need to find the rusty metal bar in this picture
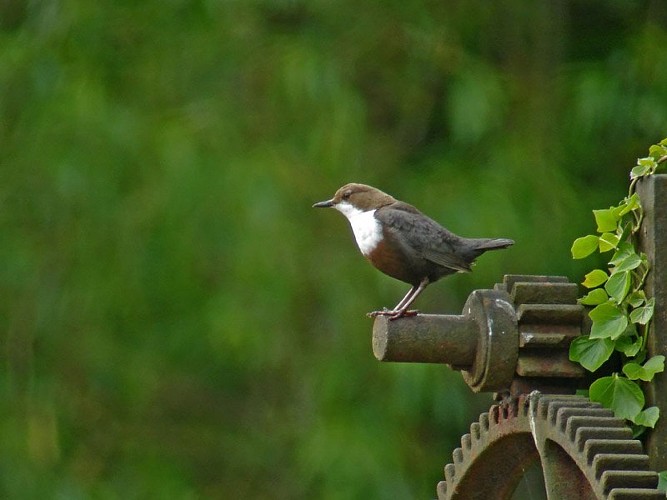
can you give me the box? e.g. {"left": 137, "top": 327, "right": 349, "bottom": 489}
{"left": 637, "top": 174, "right": 667, "bottom": 472}
{"left": 372, "top": 314, "right": 478, "bottom": 366}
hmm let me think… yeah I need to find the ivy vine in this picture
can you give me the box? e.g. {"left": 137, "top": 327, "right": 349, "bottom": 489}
{"left": 569, "top": 138, "right": 667, "bottom": 433}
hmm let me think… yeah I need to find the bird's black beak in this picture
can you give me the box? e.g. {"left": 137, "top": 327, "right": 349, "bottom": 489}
{"left": 312, "top": 199, "right": 334, "bottom": 208}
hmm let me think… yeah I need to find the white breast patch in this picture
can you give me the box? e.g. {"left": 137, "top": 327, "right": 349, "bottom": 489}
{"left": 334, "top": 202, "right": 383, "bottom": 256}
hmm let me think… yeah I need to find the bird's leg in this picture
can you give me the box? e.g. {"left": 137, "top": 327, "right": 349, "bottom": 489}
{"left": 390, "top": 277, "right": 429, "bottom": 319}
{"left": 392, "top": 285, "right": 419, "bottom": 311}
{"left": 367, "top": 278, "right": 430, "bottom": 320}
{"left": 367, "top": 285, "right": 416, "bottom": 318}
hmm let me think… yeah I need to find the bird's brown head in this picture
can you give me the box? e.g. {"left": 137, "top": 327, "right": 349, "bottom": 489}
{"left": 312, "top": 183, "right": 396, "bottom": 214}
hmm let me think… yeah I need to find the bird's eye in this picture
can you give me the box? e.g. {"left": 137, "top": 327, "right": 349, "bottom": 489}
{"left": 342, "top": 190, "right": 352, "bottom": 200}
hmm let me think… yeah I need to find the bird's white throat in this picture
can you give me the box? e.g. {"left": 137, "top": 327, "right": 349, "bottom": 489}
{"left": 334, "top": 202, "right": 383, "bottom": 256}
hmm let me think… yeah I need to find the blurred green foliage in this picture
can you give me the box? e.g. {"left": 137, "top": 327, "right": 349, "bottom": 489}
{"left": 1, "top": 0, "right": 666, "bottom": 498}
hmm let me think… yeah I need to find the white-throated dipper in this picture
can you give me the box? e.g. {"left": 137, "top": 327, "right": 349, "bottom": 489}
{"left": 313, "top": 183, "right": 514, "bottom": 319}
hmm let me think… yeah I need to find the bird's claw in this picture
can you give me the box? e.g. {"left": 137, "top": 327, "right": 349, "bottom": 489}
{"left": 367, "top": 309, "right": 419, "bottom": 320}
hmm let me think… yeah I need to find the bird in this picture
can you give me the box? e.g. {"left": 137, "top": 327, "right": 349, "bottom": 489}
{"left": 313, "top": 183, "right": 514, "bottom": 319}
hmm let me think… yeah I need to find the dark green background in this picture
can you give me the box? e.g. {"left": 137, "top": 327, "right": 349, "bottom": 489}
{"left": 2, "top": 1, "right": 666, "bottom": 498}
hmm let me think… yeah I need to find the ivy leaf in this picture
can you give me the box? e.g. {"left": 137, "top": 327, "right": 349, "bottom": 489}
{"left": 593, "top": 208, "right": 619, "bottom": 233}
{"left": 634, "top": 406, "right": 660, "bottom": 428}
{"left": 605, "top": 270, "right": 631, "bottom": 303}
{"left": 622, "top": 355, "right": 665, "bottom": 382}
{"left": 610, "top": 242, "right": 634, "bottom": 265}
{"left": 644, "top": 355, "right": 664, "bottom": 372}
{"left": 589, "top": 302, "right": 628, "bottom": 339}
{"left": 613, "top": 252, "right": 642, "bottom": 273}
{"left": 629, "top": 297, "right": 655, "bottom": 325}
{"left": 631, "top": 158, "right": 655, "bottom": 179}
{"left": 569, "top": 336, "right": 614, "bottom": 372}
{"left": 650, "top": 143, "right": 667, "bottom": 157}
{"left": 582, "top": 269, "right": 608, "bottom": 288}
{"left": 579, "top": 288, "right": 609, "bottom": 306}
{"left": 658, "top": 471, "right": 667, "bottom": 492}
{"left": 599, "top": 232, "right": 620, "bottom": 252}
{"left": 589, "top": 374, "right": 644, "bottom": 420}
{"left": 627, "top": 291, "right": 646, "bottom": 308}
{"left": 630, "top": 165, "right": 648, "bottom": 179}
{"left": 617, "top": 193, "right": 641, "bottom": 216}
{"left": 571, "top": 235, "right": 599, "bottom": 259}
{"left": 615, "top": 335, "right": 642, "bottom": 357}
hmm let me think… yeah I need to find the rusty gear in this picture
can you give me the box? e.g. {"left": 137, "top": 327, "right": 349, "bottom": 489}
{"left": 437, "top": 393, "right": 663, "bottom": 499}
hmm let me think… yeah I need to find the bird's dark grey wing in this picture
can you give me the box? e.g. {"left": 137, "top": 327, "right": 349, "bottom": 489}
{"left": 375, "top": 203, "right": 472, "bottom": 272}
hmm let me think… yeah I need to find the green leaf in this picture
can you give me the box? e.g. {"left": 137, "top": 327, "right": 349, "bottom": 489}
{"left": 579, "top": 288, "right": 609, "bottom": 306}
{"left": 593, "top": 208, "right": 619, "bottom": 233}
{"left": 631, "top": 165, "right": 649, "bottom": 179}
{"left": 658, "top": 471, "right": 667, "bottom": 492}
{"left": 627, "top": 291, "right": 646, "bottom": 308}
{"left": 610, "top": 242, "right": 634, "bottom": 265}
{"left": 650, "top": 142, "right": 667, "bottom": 160}
{"left": 598, "top": 232, "right": 620, "bottom": 252}
{"left": 629, "top": 298, "right": 655, "bottom": 325}
{"left": 649, "top": 144, "right": 664, "bottom": 158}
{"left": 622, "top": 363, "right": 643, "bottom": 379}
{"left": 631, "top": 423, "right": 647, "bottom": 438}
{"left": 604, "top": 270, "right": 631, "bottom": 303}
{"left": 582, "top": 269, "right": 608, "bottom": 288}
{"left": 569, "top": 336, "right": 614, "bottom": 372}
{"left": 617, "top": 193, "right": 641, "bottom": 216}
{"left": 615, "top": 335, "right": 642, "bottom": 357}
{"left": 631, "top": 158, "right": 655, "bottom": 179}
{"left": 623, "top": 355, "right": 665, "bottom": 382}
{"left": 613, "top": 252, "right": 642, "bottom": 273}
{"left": 634, "top": 406, "right": 660, "bottom": 428}
{"left": 589, "top": 302, "right": 628, "bottom": 339}
{"left": 571, "top": 235, "right": 599, "bottom": 259}
{"left": 589, "top": 374, "right": 644, "bottom": 420}
{"left": 644, "top": 355, "right": 664, "bottom": 372}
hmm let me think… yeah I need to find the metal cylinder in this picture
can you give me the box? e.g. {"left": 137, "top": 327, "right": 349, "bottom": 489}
{"left": 372, "top": 314, "right": 478, "bottom": 366}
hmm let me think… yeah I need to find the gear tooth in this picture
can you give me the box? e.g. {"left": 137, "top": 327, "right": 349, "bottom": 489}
{"left": 544, "top": 396, "right": 595, "bottom": 425}
{"left": 490, "top": 405, "right": 500, "bottom": 424}
{"left": 519, "top": 395, "right": 530, "bottom": 417}
{"left": 566, "top": 416, "right": 626, "bottom": 442}
{"left": 436, "top": 480, "right": 448, "bottom": 499}
{"left": 593, "top": 453, "right": 650, "bottom": 480}
{"left": 444, "top": 463, "right": 456, "bottom": 483}
{"left": 575, "top": 427, "right": 634, "bottom": 453}
{"left": 510, "top": 279, "right": 577, "bottom": 304}
{"left": 584, "top": 439, "right": 644, "bottom": 465}
{"left": 608, "top": 488, "right": 667, "bottom": 500}
{"left": 501, "top": 404, "right": 509, "bottom": 420}
{"left": 555, "top": 407, "right": 615, "bottom": 432}
{"left": 536, "top": 394, "right": 551, "bottom": 419}
{"left": 461, "top": 433, "right": 472, "bottom": 451}
{"left": 452, "top": 448, "right": 464, "bottom": 466}
{"left": 479, "top": 412, "right": 489, "bottom": 432}
{"left": 470, "top": 422, "right": 481, "bottom": 441}
{"left": 601, "top": 470, "right": 659, "bottom": 495}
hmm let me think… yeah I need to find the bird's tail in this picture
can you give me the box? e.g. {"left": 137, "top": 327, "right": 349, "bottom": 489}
{"left": 472, "top": 238, "right": 515, "bottom": 251}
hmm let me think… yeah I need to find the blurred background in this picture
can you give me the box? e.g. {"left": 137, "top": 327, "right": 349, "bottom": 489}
{"left": 1, "top": 0, "right": 667, "bottom": 498}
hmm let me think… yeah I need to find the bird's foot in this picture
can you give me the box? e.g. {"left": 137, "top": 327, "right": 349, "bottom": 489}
{"left": 367, "top": 309, "right": 419, "bottom": 320}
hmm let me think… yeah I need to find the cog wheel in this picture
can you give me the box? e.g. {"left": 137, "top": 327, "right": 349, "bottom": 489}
{"left": 437, "top": 393, "right": 664, "bottom": 500}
